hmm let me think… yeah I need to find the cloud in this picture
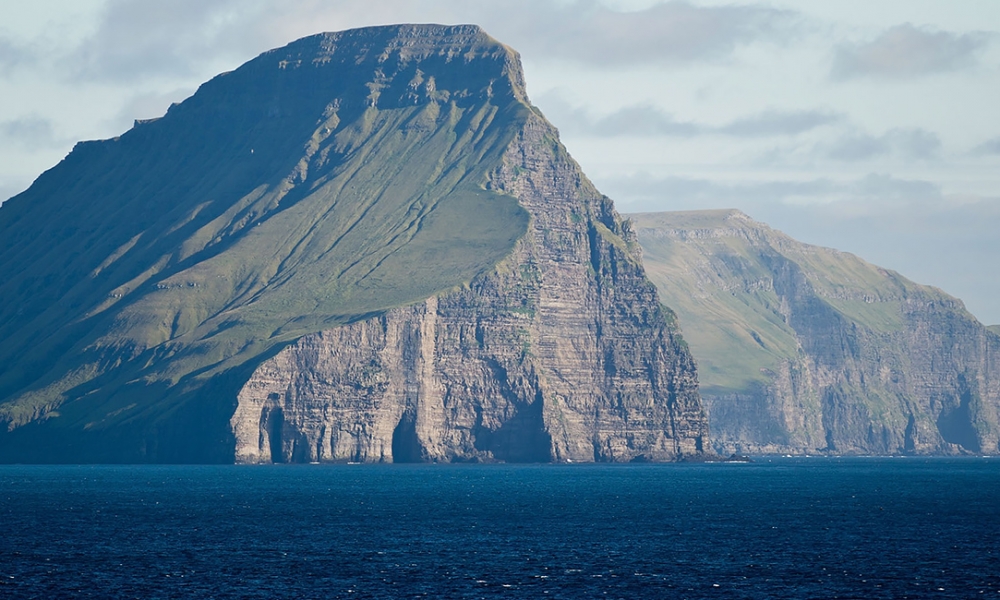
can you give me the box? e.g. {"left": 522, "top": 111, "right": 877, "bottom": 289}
{"left": 610, "top": 171, "right": 1000, "bottom": 323}
{"left": 589, "top": 105, "right": 702, "bottom": 136}
{"left": 60, "top": 0, "right": 803, "bottom": 83}
{"left": 846, "top": 172, "right": 942, "bottom": 204}
{"left": 718, "top": 109, "right": 842, "bottom": 137}
{"left": 824, "top": 133, "right": 888, "bottom": 161}
{"left": 831, "top": 23, "right": 991, "bottom": 80}
{"left": 540, "top": 97, "right": 702, "bottom": 137}
{"left": 825, "top": 128, "right": 941, "bottom": 161}
{"left": 0, "top": 36, "right": 30, "bottom": 75}
{"left": 973, "top": 137, "right": 1000, "bottom": 156}
{"left": 602, "top": 171, "right": 943, "bottom": 211}
{"left": 501, "top": 0, "right": 801, "bottom": 66}
{"left": 108, "top": 88, "right": 197, "bottom": 132}
{"left": 67, "top": 0, "right": 268, "bottom": 82}
{"left": 540, "top": 94, "right": 839, "bottom": 139}
{"left": 0, "top": 116, "right": 62, "bottom": 150}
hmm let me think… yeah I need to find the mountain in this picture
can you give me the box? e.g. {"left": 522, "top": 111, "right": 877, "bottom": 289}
{"left": 631, "top": 209, "right": 1000, "bottom": 456}
{"left": 0, "top": 25, "right": 707, "bottom": 463}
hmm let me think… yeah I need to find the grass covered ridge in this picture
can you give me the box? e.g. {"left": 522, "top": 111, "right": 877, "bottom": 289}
{"left": 0, "top": 26, "right": 533, "bottom": 460}
{"left": 630, "top": 209, "right": 968, "bottom": 395}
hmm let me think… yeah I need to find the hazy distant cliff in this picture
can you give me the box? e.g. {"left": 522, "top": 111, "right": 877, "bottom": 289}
{"left": 633, "top": 209, "right": 1000, "bottom": 456}
{"left": 0, "top": 25, "right": 706, "bottom": 462}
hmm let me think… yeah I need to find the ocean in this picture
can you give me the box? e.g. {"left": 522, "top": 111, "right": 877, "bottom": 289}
{"left": 2, "top": 458, "right": 998, "bottom": 598}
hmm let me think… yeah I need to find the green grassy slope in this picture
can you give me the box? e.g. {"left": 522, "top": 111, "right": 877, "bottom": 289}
{"left": 632, "top": 211, "right": 798, "bottom": 393}
{"left": 0, "top": 25, "right": 531, "bottom": 461}
{"left": 630, "top": 209, "right": 961, "bottom": 395}
{"left": 989, "top": 325, "right": 1000, "bottom": 336}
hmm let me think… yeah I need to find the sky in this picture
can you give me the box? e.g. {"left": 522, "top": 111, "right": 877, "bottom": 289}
{"left": 1, "top": 0, "right": 998, "bottom": 324}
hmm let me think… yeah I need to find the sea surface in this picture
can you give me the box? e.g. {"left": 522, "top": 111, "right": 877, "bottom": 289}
{"left": 2, "top": 457, "right": 999, "bottom": 599}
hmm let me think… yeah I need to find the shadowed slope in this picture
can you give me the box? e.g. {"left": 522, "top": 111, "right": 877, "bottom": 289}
{"left": 0, "top": 25, "right": 530, "bottom": 461}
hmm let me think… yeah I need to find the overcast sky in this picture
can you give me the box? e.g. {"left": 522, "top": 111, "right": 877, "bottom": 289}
{"left": 1, "top": 0, "right": 998, "bottom": 324}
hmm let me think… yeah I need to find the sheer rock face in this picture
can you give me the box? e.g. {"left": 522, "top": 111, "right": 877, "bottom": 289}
{"left": 702, "top": 272, "right": 1000, "bottom": 456}
{"left": 232, "top": 115, "right": 707, "bottom": 463}
{"left": 633, "top": 209, "right": 1000, "bottom": 456}
{"left": 0, "top": 24, "right": 705, "bottom": 463}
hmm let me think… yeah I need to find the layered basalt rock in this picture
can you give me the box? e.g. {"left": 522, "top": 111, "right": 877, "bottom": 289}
{"left": 633, "top": 209, "right": 1000, "bottom": 456}
{"left": 233, "top": 109, "right": 707, "bottom": 463}
{"left": 0, "top": 24, "right": 707, "bottom": 462}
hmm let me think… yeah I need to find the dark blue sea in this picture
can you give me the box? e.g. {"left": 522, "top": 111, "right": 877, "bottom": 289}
{"left": 2, "top": 458, "right": 999, "bottom": 599}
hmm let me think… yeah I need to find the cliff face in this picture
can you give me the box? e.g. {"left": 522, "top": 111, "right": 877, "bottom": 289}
{"left": 0, "top": 25, "right": 706, "bottom": 462}
{"left": 632, "top": 209, "right": 1000, "bottom": 456}
{"left": 232, "top": 111, "right": 706, "bottom": 463}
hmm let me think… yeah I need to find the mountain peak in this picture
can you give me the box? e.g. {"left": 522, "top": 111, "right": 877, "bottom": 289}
{"left": 630, "top": 208, "right": 753, "bottom": 230}
{"left": 0, "top": 25, "right": 706, "bottom": 463}
{"left": 274, "top": 23, "right": 507, "bottom": 68}
{"left": 238, "top": 23, "right": 527, "bottom": 110}
{"left": 0, "top": 24, "right": 538, "bottom": 458}
{"left": 297, "top": 23, "right": 493, "bottom": 54}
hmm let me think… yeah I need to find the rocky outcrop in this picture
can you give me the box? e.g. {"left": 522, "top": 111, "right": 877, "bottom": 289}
{"left": 0, "top": 25, "right": 706, "bottom": 463}
{"left": 633, "top": 209, "right": 1000, "bottom": 456}
{"left": 233, "top": 111, "right": 707, "bottom": 463}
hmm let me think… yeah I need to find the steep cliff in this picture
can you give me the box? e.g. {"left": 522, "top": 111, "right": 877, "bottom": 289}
{"left": 0, "top": 25, "right": 706, "bottom": 462}
{"left": 231, "top": 58, "right": 705, "bottom": 465}
{"left": 632, "top": 209, "right": 1000, "bottom": 456}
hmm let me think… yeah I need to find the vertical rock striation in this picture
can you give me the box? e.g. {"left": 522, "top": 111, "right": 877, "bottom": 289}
{"left": 633, "top": 209, "right": 1000, "bottom": 456}
{"left": 0, "top": 24, "right": 706, "bottom": 462}
{"left": 233, "top": 111, "right": 707, "bottom": 464}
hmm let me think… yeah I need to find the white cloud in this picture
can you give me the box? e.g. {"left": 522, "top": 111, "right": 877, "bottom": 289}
{"left": 540, "top": 96, "right": 702, "bottom": 136}
{"left": 542, "top": 95, "right": 841, "bottom": 138}
{"left": 973, "top": 136, "right": 1000, "bottom": 156}
{"left": 825, "top": 128, "right": 942, "bottom": 161}
{"left": 718, "top": 109, "right": 842, "bottom": 137}
{"left": 0, "top": 116, "right": 63, "bottom": 150}
{"left": 0, "top": 36, "right": 30, "bottom": 75}
{"left": 55, "top": 0, "right": 803, "bottom": 84}
{"left": 497, "top": 0, "right": 802, "bottom": 66}
{"left": 601, "top": 171, "right": 943, "bottom": 210}
{"left": 831, "top": 23, "right": 992, "bottom": 80}
{"left": 66, "top": 0, "right": 266, "bottom": 83}
{"left": 106, "top": 88, "right": 197, "bottom": 132}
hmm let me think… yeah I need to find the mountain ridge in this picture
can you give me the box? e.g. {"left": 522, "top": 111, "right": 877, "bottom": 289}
{"left": 632, "top": 208, "right": 1000, "bottom": 456}
{"left": 0, "top": 24, "right": 537, "bottom": 460}
{"left": 0, "top": 25, "right": 707, "bottom": 462}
